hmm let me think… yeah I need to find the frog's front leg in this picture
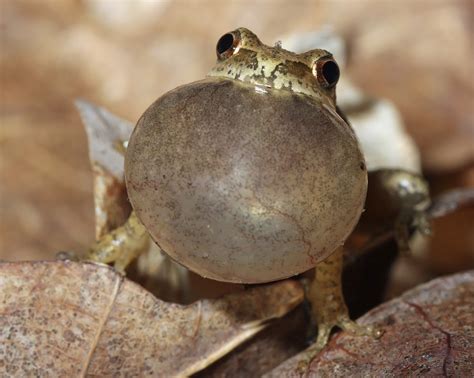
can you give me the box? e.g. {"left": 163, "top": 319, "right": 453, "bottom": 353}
{"left": 302, "top": 247, "right": 382, "bottom": 366}
{"left": 395, "top": 207, "right": 432, "bottom": 255}
{"left": 87, "top": 211, "right": 149, "bottom": 274}
{"left": 394, "top": 212, "right": 412, "bottom": 255}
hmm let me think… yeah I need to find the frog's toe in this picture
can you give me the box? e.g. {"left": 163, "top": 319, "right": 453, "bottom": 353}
{"left": 297, "top": 318, "right": 382, "bottom": 374}
{"left": 337, "top": 317, "right": 382, "bottom": 339}
{"left": 112, "top": 262, "right": 127, "bottom": 275}
{"left": 85, "top": 211, "right": 149, "bottom": 275}
{"left": 296, "top": 343, "right": 321, "bottom": 375}
{"left": 415, "top": 212, "right": 432, "bottom": 236}
{"left": 313, "top": 316, "right": 381, "bottom": 350}
{"left": 56, "top": 250, "right": 80, "bottom": 261}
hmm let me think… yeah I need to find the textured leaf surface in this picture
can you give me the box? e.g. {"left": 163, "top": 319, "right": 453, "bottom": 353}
{"left": 0, "top": 261, "right": 303, "bottom": 376}
{"left": 267, "top": 271, "right": 474, "bottom": 377}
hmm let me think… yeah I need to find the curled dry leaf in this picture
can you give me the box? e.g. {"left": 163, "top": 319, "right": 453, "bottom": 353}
{"left": 75, "top": 99, "right": 133, "bottom": 238}
{"left": 427, "top": 185, "right": 474, "bottom": 274}
{"left": 267, "top": 270, "right": 474, "bottom": 377}
{"left": 428, "top": 188, "right": 474, "bottom": 219}
{"left": 197, "top": 306, "right": 308, "bottom": 377}
{"left": 0, "top": 260, "right": 304, "bottom": 376}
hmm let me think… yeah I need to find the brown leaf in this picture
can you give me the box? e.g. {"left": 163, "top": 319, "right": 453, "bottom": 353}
{"left": 427, "top": 186, "right": 474, "bottom": 274}
{"left": 75, "top": 100, "right": 133, "bottom": 238}
{"left": 428, "top": 188, "right": 474, "bottom": 219}
{"left": 0, "top": 260, "right": 304, "bottom": 376}
{"left": 197, "top": 306, "right": 308, "bottom": 377}
{"left": 267, "top": 270, "right": 474, "bottom": 377}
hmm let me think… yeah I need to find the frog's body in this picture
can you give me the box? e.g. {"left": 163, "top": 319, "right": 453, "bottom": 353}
{"left": 125, "top": 28, "right": 366, "bottom": 284}
{"left": 87, "top": 28, "right": 431, "bottom": 362}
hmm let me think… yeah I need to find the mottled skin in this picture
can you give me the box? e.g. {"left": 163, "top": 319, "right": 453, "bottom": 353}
{"left": 207, "top": 28, "right": 337, "bottom": 107}
{"left": 358, "top": 169, "right": 431, "bottom": 253}
{"left": 88, "top": 211, "right": 149, "bottom": 274}
{"left": 87, "top": 28, "right": 439, "bottom": 361}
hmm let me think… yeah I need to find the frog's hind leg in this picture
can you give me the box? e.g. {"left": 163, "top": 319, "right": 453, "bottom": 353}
{"left": 87, "top": 211, "right": 149, "bottom": 274}
{"left": 301, "top": 247, "right": 382, "bottom": 366}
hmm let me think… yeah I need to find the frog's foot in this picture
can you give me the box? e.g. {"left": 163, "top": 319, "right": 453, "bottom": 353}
{"left": 87, "top": 211, "right": 149, "bottom": 274}
{"left": 297, "top": 317, "right": 381, "bottom": 373}
{"left": 413, "top": 210, "right": 432, "bottom": 236}
{"left": 315, "top": 315, "right": 381, "bottom": 351}
{"left": 395, "top": 209, "right": 432, "bottom": 256}
{"left": 56, "top": 250, "right": 80, "bottom": 261}
{"left": 298, "top": 247, "right": 382, "bottom": 373}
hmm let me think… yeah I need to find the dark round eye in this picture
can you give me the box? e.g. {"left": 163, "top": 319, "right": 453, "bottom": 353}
{"left": 322, "top": 61, "right": 340, "bottom": 86}
{"left": 216, "top": 32, "right": 239, "bottom": 60}
{"left": 313, "top": 59, "right": 340, "bottom": 88}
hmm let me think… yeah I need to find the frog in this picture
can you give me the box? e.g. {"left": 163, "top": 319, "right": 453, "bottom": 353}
{"left": 86, "top": 28, "right": 433, "bottom": 363}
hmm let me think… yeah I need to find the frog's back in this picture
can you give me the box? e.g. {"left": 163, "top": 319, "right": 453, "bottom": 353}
{"left": 125, "top": 77, "right": 366, "bottom": 283}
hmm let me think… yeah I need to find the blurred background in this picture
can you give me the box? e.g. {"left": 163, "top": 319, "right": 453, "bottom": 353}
{"left": 1, "top": 0, "right": 473, "bottom": 294}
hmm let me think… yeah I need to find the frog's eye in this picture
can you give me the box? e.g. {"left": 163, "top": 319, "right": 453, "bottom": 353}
{"left": 313, "top": 58, "right": 340, "bottom": 88}
{"left": 216, "top": 32, "right": 240, "bottom": 60}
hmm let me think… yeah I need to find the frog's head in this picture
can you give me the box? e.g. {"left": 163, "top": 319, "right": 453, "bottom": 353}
{"left": 208, "top": 27, "right": 340, "bottom": 108}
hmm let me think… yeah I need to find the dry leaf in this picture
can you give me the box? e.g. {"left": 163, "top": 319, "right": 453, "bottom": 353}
{"left": 197, "top": 306, "right": 308, "bottom": 377}
{"left": 75, "top": 99, "right": 133, "bottom": 238}
{"left": 428, "top": 188, "right": 474, "bottom": 219}
{"left": 0, "top": 260, "right": 304, "bottom": 376}
{"left": 427, "top": 186, "right": 474, "bottom": 274}
{"left": 267, "top": 270, "right": 474, "bottom": 377}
